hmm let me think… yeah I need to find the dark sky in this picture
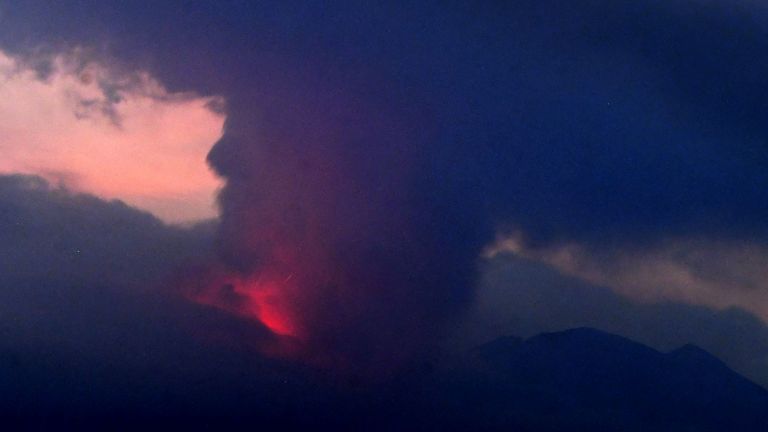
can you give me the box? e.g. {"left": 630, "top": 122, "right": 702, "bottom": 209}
{"left": 1, "top": 0, "right": 768, "bottom": 415}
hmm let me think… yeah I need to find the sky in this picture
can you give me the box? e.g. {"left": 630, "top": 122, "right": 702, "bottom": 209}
{"left": 2, "top": 0, "right": 768, "bottom": 424}
{"left": 0, "top": 48, "right": 223, "bottom": 222}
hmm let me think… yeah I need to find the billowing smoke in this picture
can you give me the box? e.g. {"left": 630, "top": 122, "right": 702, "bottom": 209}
{"left": 187, "top": 69, "right": 493, "bottom": 372}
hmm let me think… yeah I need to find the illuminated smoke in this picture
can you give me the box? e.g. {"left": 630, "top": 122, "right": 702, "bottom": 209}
{"left": 184, "top": 70, "right": 492, "bottom": 373}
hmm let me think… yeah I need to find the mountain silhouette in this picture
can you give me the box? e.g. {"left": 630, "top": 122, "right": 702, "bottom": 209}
{"left": 420, "top": 328, "right": 768, "bottom": 431}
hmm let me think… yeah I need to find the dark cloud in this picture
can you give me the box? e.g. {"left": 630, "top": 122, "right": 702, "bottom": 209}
{"left": 3, "top": 0, "right": 767, "bottom": 243}
{"left": 0, "top": 174, "right": 210, "bottom": 289}
{"left": 0, "top": 174, "right": 252, "bottom": 360}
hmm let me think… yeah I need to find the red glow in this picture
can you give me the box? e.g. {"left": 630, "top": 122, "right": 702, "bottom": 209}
{"left": 186, "top": 268, "right": 305, "bottom": 355}
{"left": 243, "top": 278, "right": 298, "bottom": 337}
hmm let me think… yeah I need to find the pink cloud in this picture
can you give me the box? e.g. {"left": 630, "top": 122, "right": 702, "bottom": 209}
{"left": 0, "top": 49, "right": 225, "bottom": 222}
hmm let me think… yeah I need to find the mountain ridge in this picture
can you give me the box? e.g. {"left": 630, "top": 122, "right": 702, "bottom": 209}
{"left": 425, "top": 327, "right": 768, "bottom": 431}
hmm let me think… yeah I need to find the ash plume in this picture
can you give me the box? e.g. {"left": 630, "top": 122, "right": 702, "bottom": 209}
{"left": 198, "top": 71, "right": 493, "bottom": 372}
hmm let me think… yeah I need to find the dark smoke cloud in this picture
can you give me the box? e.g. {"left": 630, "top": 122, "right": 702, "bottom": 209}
{"left": 6, "top": 1, "right": 768, "bottom": 242}
{"left": 201, "top": 68, "right": 491, "bottom": 369}
{"left": 3, "top": 0, "right": 768, "bottom": 369}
